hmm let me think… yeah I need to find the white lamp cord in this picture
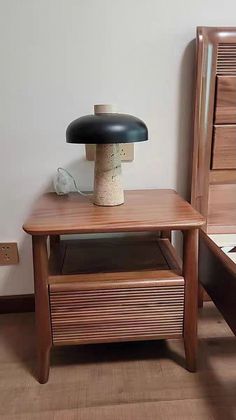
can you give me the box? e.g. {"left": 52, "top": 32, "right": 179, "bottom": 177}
{"left": 56, "top": 168, "right": 90, "bottom": 197}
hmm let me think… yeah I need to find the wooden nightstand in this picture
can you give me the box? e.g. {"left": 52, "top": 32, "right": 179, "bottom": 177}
{"left": 23, "top": 189, "right": 204, "bottom": 383}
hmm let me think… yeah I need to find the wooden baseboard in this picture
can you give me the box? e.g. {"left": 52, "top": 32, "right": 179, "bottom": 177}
{"left": 0, "top": 294, "right": 35, "bottom": 314}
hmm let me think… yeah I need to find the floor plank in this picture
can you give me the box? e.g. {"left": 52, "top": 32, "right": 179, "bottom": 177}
{"left": 0, "top": 303, "right": 235, "bottom": 420}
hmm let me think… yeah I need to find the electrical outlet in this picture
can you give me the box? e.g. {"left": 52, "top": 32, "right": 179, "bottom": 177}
{"left": 0, "top": 243, "right": 19, "bottom": 265}
{"left": 85, "top": 144, "right": 134, "bottom": 162}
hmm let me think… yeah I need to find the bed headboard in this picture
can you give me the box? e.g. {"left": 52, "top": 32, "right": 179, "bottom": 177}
{"left": 191, "top": 27, "right": 236, "bottom": 234}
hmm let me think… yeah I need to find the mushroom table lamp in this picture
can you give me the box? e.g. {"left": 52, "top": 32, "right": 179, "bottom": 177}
{"left": 66, "top": 104, "right": 148, "bottom": 206}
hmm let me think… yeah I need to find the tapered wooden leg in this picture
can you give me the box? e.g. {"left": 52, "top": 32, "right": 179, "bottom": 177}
{"left": 32, "top": 235, "right": 52, "bottom": 384}
{"left": 38, "top": 348, "right": 51, "bottom": 383}
{"left": 183, "top": 229, "right": 198, "bottom": 372}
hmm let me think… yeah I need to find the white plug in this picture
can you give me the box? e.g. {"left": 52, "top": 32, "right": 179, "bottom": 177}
{"left": 53, "top": 168, "right": 89, "bottom": 196}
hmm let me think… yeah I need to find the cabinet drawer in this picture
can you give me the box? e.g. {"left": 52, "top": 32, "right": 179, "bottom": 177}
{"left": 215, "top": 76, "right": 236, "bottom": 124}
{"left": 49, "top": 279, "right": 184, "bottom": 345}
{"left": 212, "top": 125, "right": 236, "bottom": 169}
{"left": 207, "top": 184, "right": 236, "bottom": 233}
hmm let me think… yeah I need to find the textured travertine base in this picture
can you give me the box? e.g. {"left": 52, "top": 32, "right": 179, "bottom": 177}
{"left": 94, "top": 144, "right": 124, "bottom": 206}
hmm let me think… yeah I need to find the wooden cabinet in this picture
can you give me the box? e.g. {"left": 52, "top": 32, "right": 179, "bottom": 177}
{"left": 23, "top": 190, "right": 204, "bottom": 383}
{"left": 191, "top": 27, "right": 236, "bottom": 334}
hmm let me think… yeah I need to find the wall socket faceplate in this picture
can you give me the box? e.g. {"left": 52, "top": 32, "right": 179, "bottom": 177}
{"left": 85, "top": 144, "right": 134, "bottom": 162}
{"left": 0, "top": 243, "right": 19, "bottom": 265}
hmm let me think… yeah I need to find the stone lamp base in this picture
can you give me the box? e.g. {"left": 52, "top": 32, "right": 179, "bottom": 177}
{"left": 93, "top": 104, "right": 124, "bottom": 207}
{"left": 93, "top": 143, "right": 124, "bottom": 206}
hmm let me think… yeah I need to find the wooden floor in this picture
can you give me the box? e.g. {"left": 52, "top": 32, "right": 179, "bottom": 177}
{"left": 0, "top": 303, "right": 235, "bottom": 420}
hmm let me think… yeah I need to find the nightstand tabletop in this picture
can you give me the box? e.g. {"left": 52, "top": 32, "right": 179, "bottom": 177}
{"left": 23, "top": 189, "right": 204, "bottom": 235}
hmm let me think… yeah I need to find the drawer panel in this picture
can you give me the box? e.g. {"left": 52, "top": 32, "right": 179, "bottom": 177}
{"left": 50, "top": 282, "right": 184, "bottom": 345}
{"left": 211, "top": 125, "right": 236, "bottom": 169}
{"left": 215, "top": 76, "right": 236, "bottom": 124}
{"left": 207, "top": 184, "right": 236, "bottom": 233}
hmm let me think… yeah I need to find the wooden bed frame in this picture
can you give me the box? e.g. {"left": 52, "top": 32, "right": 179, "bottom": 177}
{"left": 191, "top": 27, "right": 236, "bottom": 335}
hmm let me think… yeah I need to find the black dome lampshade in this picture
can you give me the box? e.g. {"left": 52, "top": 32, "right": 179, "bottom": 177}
{"left": 66, "top": 104, "right": 148, "bottom": 206}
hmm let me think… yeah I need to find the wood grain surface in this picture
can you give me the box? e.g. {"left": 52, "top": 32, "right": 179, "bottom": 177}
{"left": 48, "top": 236, "right": 182, "bottom": 283}
{"left": 215, "top": 76, "right": 236, "bottom": 124}
{"left": 32, "top": 236, "right": 52, "bottom": 384}
{"left": 191, "top": 29, "right": 236, "bottom": 228}
{"left": 207, "top": 184, "right": 236, "bottom": 233}
{"left": 209, "top": 169, "right": 236, "bottom": 184}
{"left": 23, "top": 190, "right": 204, "bottom": 235}
{"left": 60, "top": 236, "right": 168, "bottom": 275}
{"left": 50, "top": 284, "right": 184, "bottom": 345}
{"left": 212, "top": 125, "right": 236, "bottom": 169}
{"left": 183, "top": 229, "right": 198, "bottom": 372}
{"left": 190, "top": 27, "right": 218, "bottom": 222}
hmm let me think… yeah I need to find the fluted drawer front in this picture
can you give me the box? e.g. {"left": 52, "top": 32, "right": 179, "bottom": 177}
{"left": 212, "top": 125, "right": 236, "bottom": 169}
{"left": 215, "top": 76, "right": 236, "bottom": 124}
{"left": 50, "top": 284, "right": 184, "bottom": 345}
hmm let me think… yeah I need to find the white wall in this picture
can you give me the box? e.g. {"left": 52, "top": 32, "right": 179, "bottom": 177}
{"left": 0, "top": 0, "right": 236, "bottom": 295}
